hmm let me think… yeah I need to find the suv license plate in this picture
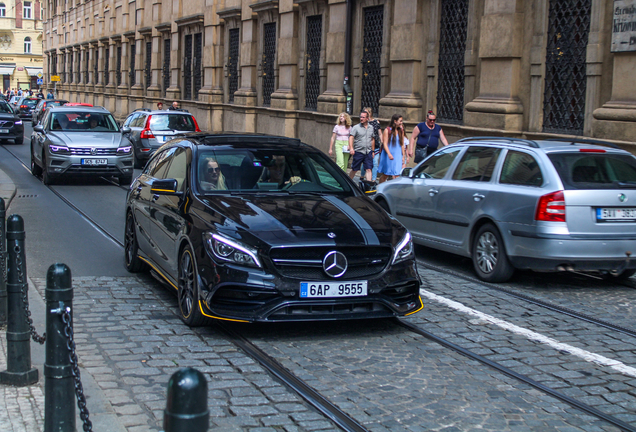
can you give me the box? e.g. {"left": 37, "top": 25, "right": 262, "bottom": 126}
{"left": 300, "top": 281, "right": 367, "bottom": 298}
{"left": 81, "top": 159, "right": 107, "bottom": 166}
{"left": 597, "top": 207, "right": 636, "bottom": 221}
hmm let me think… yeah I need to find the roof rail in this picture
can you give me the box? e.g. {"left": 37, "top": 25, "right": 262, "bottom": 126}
{"left": 454, "top": 136, "right": 540, "bottom": 148}
{"left": 544, "top": 137, "right": 621, "bottom": 150}
{"left": 133, "top": 108, "right": 151, "bottom": 113}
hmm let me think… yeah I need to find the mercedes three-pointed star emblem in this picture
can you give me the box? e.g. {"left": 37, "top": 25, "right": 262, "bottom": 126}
{"left": 322, "top": 251, "right": 347, "bottom": 278}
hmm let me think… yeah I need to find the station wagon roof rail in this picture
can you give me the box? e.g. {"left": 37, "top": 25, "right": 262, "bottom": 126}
{"left": 454, "top": 136, "right": 540, "bottom": 148}
{"left": 132, "top": 108, "right": 151, "bottom": 113}
{"left": 544, "top": 137, "right": 621, "bottom": 150}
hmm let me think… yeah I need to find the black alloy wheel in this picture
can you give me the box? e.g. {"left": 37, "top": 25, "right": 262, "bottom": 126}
{"left": 178, "top": 245, "right": 209, "bottom": 327}
{"left": 472, "top": 223, "right": 515, "bottom": 283}
{"left": 124, "top": 212, "right": 146, "bottom": 273}
{"left": 41, "top": 153, "right": 55, "bottom": 185}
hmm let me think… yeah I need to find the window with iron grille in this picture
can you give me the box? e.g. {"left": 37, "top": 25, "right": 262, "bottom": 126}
{"left": 193, "top": 33, "right": 202, "bottom": 99}
{"left": 104, "top": 48, "right": 109, "bottom": 85}
{"left": 52, "top": 54, "right": 57, "bottom": 76}
{"left": 228, "top": 28, "right": 240, "bottom": 103}
{"left": 542, "top": 0, "right": 591, "bottom": 135}
{"left": 116, "top": 46, "right": 122, "bottom": 86}
{"left": 62, "top": 53, "right": 66, "bottom": 83}
{"left": 184, "top": 34, "right": 192, "bottom": 100}
{"left": 262, "top": 23, "right": 276, "bottom": 107}
{"left": 145, "top": 41, "right": 152, "bottom": 89}
{"left": 84, "top": 50, "right": 89, "bottom": 83}
{"left": 94, "top": 50, "right": 98, "bottom": 84}
{"left": 69, "top": 52, "right": 73, "bottom": 83}
{"left": 305, "top": 15, "right": 322, "bottom": 110}
{"left": 436, "top": 0, "right": 468, "bottom": 124}
{"left": 129, "top": 42, "right": 136, "bottom": 86}
{"left": 163, "top": 39, "right": 170, "bottom": 96}
{"left": 361, "top": 6, "right": 383, "bottom": 117}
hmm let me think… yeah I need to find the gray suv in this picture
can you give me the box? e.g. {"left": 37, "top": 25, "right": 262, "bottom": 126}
{"left": 374, "top": 137, "right": 636, "bottom": 282}
{"left": 30, "top": 106, "right": 134, "bottom": 185}
{"left": 122, "top": 109, "right": 200, "bottom": 168}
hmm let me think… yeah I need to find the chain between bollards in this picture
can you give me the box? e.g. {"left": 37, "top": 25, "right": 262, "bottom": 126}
{"left": 14, "top": 244, "right": 45, "bottom": 344}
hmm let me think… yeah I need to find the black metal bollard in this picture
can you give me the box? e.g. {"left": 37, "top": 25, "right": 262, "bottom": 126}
{"left": 163, "top": 368, "right": 209, "bottom": 432}
{"left": 0, "top": 197, "right": 7, "bottom": 325}
{"left": 44, "top": 263, "right": 75, "bottom": 432}
{"left": 0, "top": 214, "right": 38, "bottom": 386}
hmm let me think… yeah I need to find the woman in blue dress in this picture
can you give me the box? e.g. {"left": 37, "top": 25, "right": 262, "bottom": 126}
{"left": 378, "top": 114, "right": 406, "bottom": 183}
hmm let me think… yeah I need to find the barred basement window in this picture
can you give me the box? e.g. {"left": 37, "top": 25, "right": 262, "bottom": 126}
{"left": 304, "top": 15, "right": 322, "bottom": 111}
{"left": 129, "top": 42, "right": 136, "bottom": 87}
{"left": 436, "top": 0, "right": 468, "bottom": 124}
{"left": 69, "top": 52, "right": 74, "bottom": 83}
{"left": 360, "top": 6, "right": 383, "bottom": 118}
{"left": 193, "top": 33, "right": 202, "bottom": 99}
{"left": 262, "top": 23, "right": 276, "bottom": 107}
{"left": 94, "top": 50, "right": 98, "bottom": 84}
{"left": 145, "top": 41, "right": 152, "bottom": 88}
{"left": 542, "top": 0, "right": 591, "bottom": 135}
{"left": 228, "top": 28, "right": 239, "bottom": 103}
{"left": 184, "top": 34, "right": 192, "bottom": 100}
{"left": 163, "top": 39, "right": 170, "bottom": 96}
{"left": 84, "top": 51, "right": 89, "bottom": 84}
{"left": 116, "top": 46, "right": 122, "bottom": 86}
{"left": 104, "top": 48, "right": 109, "bottom": 85}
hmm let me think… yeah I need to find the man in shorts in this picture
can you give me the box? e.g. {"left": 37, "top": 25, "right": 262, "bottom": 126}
{"left": 348, "top": 110, "right": 375, "bottom": 181}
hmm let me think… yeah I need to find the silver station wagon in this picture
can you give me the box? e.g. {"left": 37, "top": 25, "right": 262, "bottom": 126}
{"left": 374, "top": 137, "right": 636, "bottom": 282}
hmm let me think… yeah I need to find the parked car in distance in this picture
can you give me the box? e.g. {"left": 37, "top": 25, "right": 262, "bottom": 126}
{"left": 122, "top": 108, "right": 200, "bottom": 169}
{"left": 32, "top": 99, "right": 69, "bottom": 125}
{"left": 8, "top": 95, "right": 21, "bottom": 109}
{"left": 30, "top": 106, "right": 134, "bottom": 185}
{"left": 374, "top": 137, "right": 636, "bottom": 283}
{"left": 16, "top": 97, "right": 40, "bottom": 119}
{"left": 0, "top": 101, "right": 24, "bottom": 144}
{"left": 124, "top": 133, "right": 422, "bottom": 326}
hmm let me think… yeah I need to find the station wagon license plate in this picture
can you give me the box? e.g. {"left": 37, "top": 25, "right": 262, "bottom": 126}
{"left": 300, "top": 281, "right": 367, "bottom": 298}
{"left": 597, "top": 207, "right": 636, "bottom": 221}
{"left": 81, "top": 159, "right": 107, "bottom": 166}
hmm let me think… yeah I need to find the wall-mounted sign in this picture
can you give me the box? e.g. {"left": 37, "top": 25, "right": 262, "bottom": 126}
{"left": 612, "top": 0, "right": 636, "bottom": 52}
{"left": 50, "top": 75, "right": 60, "bottom": 82}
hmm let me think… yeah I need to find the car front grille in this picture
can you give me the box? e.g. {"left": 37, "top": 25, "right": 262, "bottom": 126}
{"left": 0, "top": 121, "right": 15, "bottom": 128}
{"left": 269, "top": 246, "right": 392, "bottom": 280}
{"left": 69, "top": 147, "right": 119, "bottom": 155}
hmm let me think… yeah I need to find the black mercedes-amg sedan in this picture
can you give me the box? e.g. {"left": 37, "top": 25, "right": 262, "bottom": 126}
{"left": 124, "top": 133, "right": 422, "bottom": 326}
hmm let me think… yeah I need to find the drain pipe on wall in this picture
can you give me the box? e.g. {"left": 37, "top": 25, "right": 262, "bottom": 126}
{"left": 343, "top": 0, "right": 354, "bottom": 115}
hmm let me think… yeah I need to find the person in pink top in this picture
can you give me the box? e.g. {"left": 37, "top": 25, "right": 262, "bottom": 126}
{"left": 328, "top": 112, "right": 352, "bottom": 171}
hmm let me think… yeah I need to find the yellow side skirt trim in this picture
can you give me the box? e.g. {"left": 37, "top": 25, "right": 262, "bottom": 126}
{"left": 404, "top": 295, "right": 424, "bottom": 316}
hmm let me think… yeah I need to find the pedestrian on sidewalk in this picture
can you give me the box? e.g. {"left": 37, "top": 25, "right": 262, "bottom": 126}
{"left": 157, "top": 101, "right": 164, "bottom": 110}
{"left": 409, "top": 110, "right": 448, "bottom": 164}
{"left": 328, "top": 112, "right": 352, "bottom": 172}
{"left": 168, "top": 101, "right": 179, "bottom": 110}
{"left": 348, "top": 110, "right": 375, "bottom": 182}
{"left": 378, "top": 114, "right": 406, "bottom": 184}
{"left": 364, "top": 107, "right": 383, "bottom": 181}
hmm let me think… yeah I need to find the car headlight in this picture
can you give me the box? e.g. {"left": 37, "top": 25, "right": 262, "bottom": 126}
{"left": 117, "top": 146, "right": 132, "bottom": 154}
{"left": 203, "top": 232, "right": 262, "bottom": 268}
{"left": 15, "top": 120, "right": 22, "bottom": 125}
{"left": 392, "top": 232, "right": 414, "bottom": 264}
{"left": 49, "top": 144, "right": 70, "bottom": 154}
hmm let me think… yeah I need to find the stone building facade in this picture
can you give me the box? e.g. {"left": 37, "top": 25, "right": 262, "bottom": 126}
{"left": 0, "top": 0, "right": 43, "bottom": 92}
{"left": 41, "top": 0, "right": 636, "bottom": 153}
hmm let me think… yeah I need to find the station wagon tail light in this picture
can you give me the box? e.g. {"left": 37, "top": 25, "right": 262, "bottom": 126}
{"left": 140, "top": 115, "right": 155, "bottom": 139}
{"left": 579, "top": 149, "right": 605, "bottom": 153}
{"left": 193, "top": 117, "right": 201, "bottom": 132}
{"left": 535, "top": 191, "right": 565, "bottom": 222}
{"left": 203, "top": 232, "right": 262, "bottom": 268}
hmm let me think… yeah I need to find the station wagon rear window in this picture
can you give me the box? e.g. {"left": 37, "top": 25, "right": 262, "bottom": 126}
{"left": 548, "top": 153, "right": 636, "bottom": 190}
{"left": 149, "top": 114, "right": 196, "bottom": 132}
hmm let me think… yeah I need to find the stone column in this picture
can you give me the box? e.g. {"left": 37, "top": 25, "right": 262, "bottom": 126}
{"left": 234, "top": 14, "right": 258, "bottom": 110}
{"left": 464, "top": 0, "right": 524, "bottom": 132}
{"left": 315, "top": 0, "right": 346, "bottom": 115}
{"left": 104, "top": 39, "right": 116, "bottom": 113}
{"left": 165, "top": 29, "right": 181, "bottom": 101}
{"left": 528, "top": 0, "right": 548, "bottom": 132}
{"left": 379, "top": 0, "right": 423, "bottom": 121}
{"left": 270, "top": 0, "right": 299, "bottom": 112}
{"left": 131, "top": 37, "right": 145, "bottom": 96}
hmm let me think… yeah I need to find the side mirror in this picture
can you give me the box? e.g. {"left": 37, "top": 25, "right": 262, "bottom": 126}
{"left": 121, "top": 127, "right": 131, "bottom": 134}
{"left": 401, "top": 167, "right": 412, "bottom": 177}
{"left": 150, "top": 178, "right": 182, "bottom": 196}
{"left": 33, "top": 125, "right": 44, "bottom": 133}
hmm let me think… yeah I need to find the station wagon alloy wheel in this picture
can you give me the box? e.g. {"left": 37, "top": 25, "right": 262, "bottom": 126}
{"left": 472, "top": 224, "right": 514, "bottom": 283}
{"left": 476, "top": 231, "right": 498, "bottom": 273}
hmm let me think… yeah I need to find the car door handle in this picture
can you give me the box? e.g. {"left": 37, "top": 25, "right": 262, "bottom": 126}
{"left": 473, "top": 193, "right": 485, "bottom": 201}
{"left": 428, "top": 188, "right": 439, "bottom": 196}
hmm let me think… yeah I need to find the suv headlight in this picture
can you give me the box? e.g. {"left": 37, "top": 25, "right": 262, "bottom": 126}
{"left": 49, "top": 144, "right": 70, "bottom": 154}
{"left": 392, "top": 232, "right": 414, "bottom": 264}
{"left": 203, "top": 232, "right": 262, "bottom": 268}
{"left": 117, "top": 145, "right": 132, "bottom": 154}
{"left": 15, "top": 120, "right": 22, "bottom": 125}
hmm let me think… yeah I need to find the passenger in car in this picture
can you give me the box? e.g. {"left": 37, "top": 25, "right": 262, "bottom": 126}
{"left": 200, "top": 157, "right": 227, "bottom": 191}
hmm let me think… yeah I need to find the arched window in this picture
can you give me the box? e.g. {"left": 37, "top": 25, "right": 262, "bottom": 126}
{"left": 24, "top": 37, "right": 31, "bottom": 53}
{"left": 0, "top": 3, "right": 6, "bottom": 17}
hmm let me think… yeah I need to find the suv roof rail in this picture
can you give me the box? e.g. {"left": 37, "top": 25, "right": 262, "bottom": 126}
{"left": 544, "top": 137, "right": 621, "bottom": 150}
{"left": 455, "top": 136, "right": 540, "bottom": 148}
{"left": 133, "top": 108, "right": 151, "bottom": 112}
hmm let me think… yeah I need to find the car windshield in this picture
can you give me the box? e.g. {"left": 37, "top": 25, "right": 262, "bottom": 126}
{"left": 50, "top": 112, "right": 119, "bottom": 132}
{"left": 196, "top": 148, "right": 354, "bottom": 194}
{"left": 548, "top": 152, "right": 636, "bottom": 189}
{"left": 23, "top": 99, "right": 38, "bottom": 106}
{"left": 149, "top": 114, "right": 196, "bottom": 132}
{"left": 0, "top": 103, "right": 14, "bottom": 114}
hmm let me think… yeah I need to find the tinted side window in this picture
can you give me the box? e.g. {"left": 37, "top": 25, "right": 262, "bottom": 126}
{"left": 500, "top": 151, "right": 543, "bottom": 187}
{"left": 452, "top": 146, "right": 501, "bottom": 182}
{"left": 413, "top": 148, "right": 461, "bottom": 179}
{"left": 548, "top": 153, "right": 636, "bottom": 190}
{"left": 123, "top": 114, "right": 137, "bottom": 128}
{"left": 164, "top": 148, "right": 188, "bottom": 191}
{"left": 132, "top": 114, "right": 147, "bottom": 128}
{"left": 149, "top": 147, "right": 177, "bottom": 178}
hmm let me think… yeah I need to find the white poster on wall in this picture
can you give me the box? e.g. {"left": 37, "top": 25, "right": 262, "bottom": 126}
{"left": 612, "top": 0, "right": 636, "bottom": 52}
